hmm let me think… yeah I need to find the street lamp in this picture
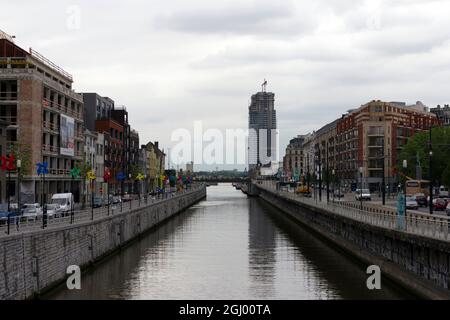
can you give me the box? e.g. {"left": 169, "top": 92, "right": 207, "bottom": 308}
{"left": 16, "top": 159, "right": 21, "bottom": 214}
{"left": 332, "top": 169, "right": 335, "bottom": 203}
{"left": 429, "top": 149, "right": 433, "bottom": 215}
{"left": 403, "top": 159, "right": 408, "bottom": 217}
{"left": 359, "top": 166, "right": 363, "bottom": 211}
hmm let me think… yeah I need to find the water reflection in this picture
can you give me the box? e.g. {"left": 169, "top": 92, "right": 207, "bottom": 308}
{"left": 47, "top": 184, "right": 413, "bottom": 300}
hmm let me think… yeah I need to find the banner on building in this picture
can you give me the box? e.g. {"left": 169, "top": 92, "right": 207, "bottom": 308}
{"left": 60, "top": 114, "right": 75, "bottom": 156}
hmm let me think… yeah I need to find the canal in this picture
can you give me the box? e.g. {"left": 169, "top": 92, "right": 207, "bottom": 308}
{"left": 48, "top": 183, "right": 414, "bottom": 299}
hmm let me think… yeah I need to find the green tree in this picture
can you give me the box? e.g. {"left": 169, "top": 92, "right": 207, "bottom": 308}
{"left": 398, "top": 126, "right": 450, "bottom": 186}
{"left": 10, "top": 142, "right": 32, "bottom": 179}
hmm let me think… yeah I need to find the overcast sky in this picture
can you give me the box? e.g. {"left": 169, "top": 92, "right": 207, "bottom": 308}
{"left": 2, "top": 0, "right": 450, "bottom": 170}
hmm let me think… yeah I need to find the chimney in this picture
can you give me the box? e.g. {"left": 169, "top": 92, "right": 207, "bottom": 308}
{"left": 155, "top": 141, "right": 159, "bottom": 150}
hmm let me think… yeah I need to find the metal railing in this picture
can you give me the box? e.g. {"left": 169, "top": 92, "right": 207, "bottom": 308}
{"left": 0, "top": 184, "right": 204, "bottom": 238}
{"left": 42, "top": 98, "right": 82, "bottom": 119}
{"left": 0, "top": 92, "right": 17, "bottom": 101}
{"left": 256, "top": 180, "right": 450, "bottom": 242}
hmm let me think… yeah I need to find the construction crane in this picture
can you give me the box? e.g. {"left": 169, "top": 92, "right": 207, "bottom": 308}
{"left": 261, "top": 79, "right": 267, "bottom": 92}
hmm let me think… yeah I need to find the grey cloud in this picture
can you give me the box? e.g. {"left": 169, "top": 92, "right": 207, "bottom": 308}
{"left": 153, "top": 1, "right": 315, "bottom": 36}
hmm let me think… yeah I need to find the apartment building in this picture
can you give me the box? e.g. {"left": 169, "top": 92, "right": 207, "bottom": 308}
{"left": 110, "top": 107, "right": 131, "bottom": 192}
{"left": 431, "top": 104, "right": 450, "bottom": 126}
{"left": 313, "top": 120, "right": 338, "bottom": 184}
{"left": 130, "top": 129, "right": 140, "bottom": 193}
{"left": 0, "top": 36, "right": 84, "bottom": 203}
{"left": 94, "top": 132, "right": 105, "bottom": 197}
{"left": 137, "top": 145, "right": 148, "bottom": 195}
{"left": 82, "top": 93, "right": 114, "bottom": 131}
{"left": 96, "top": 119, "right": 123, "bottom": 194}
{"left": 0, "top": 120, "right": 7, "bottom": 203}
{"left": 336, "top": 100, "right": 440, "bottom": 191}
{"left": 146, "top": 141, "right": 165, "bottom": 192}
{"left": 282, "top": 135, "right": 305, "bottom": 179}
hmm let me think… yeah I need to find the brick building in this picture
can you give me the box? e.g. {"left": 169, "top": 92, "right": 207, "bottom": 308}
{"left": 0, "top": 37, "right": 84, "bottom": 203}
{"left": 95, "top": 119, "right": 123, "bottom": 194}
{"left": 336, "top": 100, "right": 440, "bottom": 191}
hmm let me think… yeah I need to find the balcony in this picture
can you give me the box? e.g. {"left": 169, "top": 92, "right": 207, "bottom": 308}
{"left": 367, "top": 127, "right": 385, "bottom": 136}
{"left": 43, "top": 121, "right": 59, "bottom": 132}
{"left": 0, "top": 91, "right": 17, "bottom": 101}
{"left": 74, "top": 150, "right": 83, "bottom": 158}
{"left": 47, "top": 168, "right": 71, "bottom": 176}
{"left": 42, "top": 98, "right": 82, "bottom": 120}
{"left": 42, "top": 144, "right": 59, "bottom": 154}
{"left": 74, "top": 131, "right": 84, "bottom": 140}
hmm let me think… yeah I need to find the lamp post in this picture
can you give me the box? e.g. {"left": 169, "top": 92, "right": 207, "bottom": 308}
{"left": 326, "top": 142, "right": 329, "bottom": 203}
{"left": 16, "top": 159, "right": 21, "bottom": 214}
{"left": 403, "top": 159, "right": 408, "bottom": 217}
{"left": 70, "top": 166, "right": 80, "bottom": 224}
{"left": 36, "top": 161, "right": 48, "bottom": 229}
{"left": 103, "top": 168, "right": 111, "bottom": 216}
{"left": 7, "top": 166, "right": 11, "bottom": 213}
{"left": 87, "top": 170, "right": 96, "bottom": 220}
{"left": 429, "top": 127, "right": 434, "bottom": 215}
{"left": 129, "top": 173, "right": 132, "bottom": 210}
{"left": 359, "top": 166, "right": 363, "bottom": 211}
{"left": 318, "top": 146, "right": 322, "bottom": 202}
{"left": 332, "top": 169, "right": 335, "bottom": 203}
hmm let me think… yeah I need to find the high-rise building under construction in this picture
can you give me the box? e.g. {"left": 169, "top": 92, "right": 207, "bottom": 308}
{"left": 248, "top": 81, "right": 277, "bottom": 170}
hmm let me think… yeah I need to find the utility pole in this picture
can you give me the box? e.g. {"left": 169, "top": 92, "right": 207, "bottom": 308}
{"left": 382, "top": 154, "right": 386, "bottom": 206}
{"left": 429, "top": 127, "right": 433, "bottom": 215}
{"left": 326, "top": 141, "right": 329, "bottom": 203}
{"left": 318, "top": 145, "right": 322, "bottom": 202}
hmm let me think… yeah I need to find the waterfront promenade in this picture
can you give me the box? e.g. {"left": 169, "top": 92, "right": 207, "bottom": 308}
{"left": 256, "top": 180, "right": 450, "bottom": 242}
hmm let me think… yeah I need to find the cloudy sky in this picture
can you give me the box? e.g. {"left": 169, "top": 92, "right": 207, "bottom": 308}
{"left": 2, "top": 0, "right": 450, "bottom": 170}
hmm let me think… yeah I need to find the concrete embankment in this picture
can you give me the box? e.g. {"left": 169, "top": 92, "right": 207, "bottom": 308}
{"left": 256, "top": 185, "right": 450, "bottom": 299}
{"left": 0, "top": 187, "right": 206, "bottom": 300}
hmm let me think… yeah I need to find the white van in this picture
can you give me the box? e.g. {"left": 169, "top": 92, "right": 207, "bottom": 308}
{"left": 51, "top": 193, "right": 73, "bottom": 215}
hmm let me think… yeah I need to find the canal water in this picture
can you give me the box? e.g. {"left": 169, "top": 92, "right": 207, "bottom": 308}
{"left": 48, "top": 183, "right": 413, "bottom": 300}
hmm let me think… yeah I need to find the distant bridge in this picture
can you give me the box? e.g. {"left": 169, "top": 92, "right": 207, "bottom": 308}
{"left": 192, "top": 177, "right": 249, "bottom": 183}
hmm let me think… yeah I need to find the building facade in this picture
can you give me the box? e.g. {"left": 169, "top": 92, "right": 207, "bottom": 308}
{"left": 82, "top": 93, "right": 114, "bottom": 131}
{"left": 111, "top": 107, "right": 131, "bottom": 192}
{"left": 137, "top": 145, "right": 148, "bottom": 195}
{"left": 0, "top": 37, "right": 84, "bottom": 204}
{"left": 96, "top": 119, "right": 123, "bottom": 194}
{"left": 0, "top": 120, "right": 7, "bottom": 203}
{"left": 130, "top": 129, "right": 140, "bottom": 193}
{"left": 431, "top": 104, "right": 450, "bottom": 126}
{"left": 283, "top": 135, "right": 305, "bottom": 179}
{"left": 248, "top": 90, "right": 277, "bottom": 170}
{"left": 146, "top": 141, "right": 165, "bottom": 192}
{"left": 336, "top": 100, "right": 440, "bottom": 191}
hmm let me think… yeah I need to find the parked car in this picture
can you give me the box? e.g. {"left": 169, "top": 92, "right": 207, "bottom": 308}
{"left": 333, "top": 190, "right": 345, "bottom": 199}
{"left": 405, "top": 196, "right": 419, "bottom": 210}
{"left": 439, "top": 186, "right": 449, "bottom": 197}
{"left": 355, "top": 189, "right": 371, "bottom": 201}
{"left": 0, "top": 204, "right": 21, "bottom": 225}
{"left": 433, "top": 198, "right": 447, "bottom": 211}
{"left": 122, "top": 194, "right": 133, "bottom": 202}
{"left": 45, "top": 203, "right": 62, "bottom": 218}
{"left": 21, "top": 203, "right": 42, "bottom": 221}
{"left": 414, "top": 193, "right": 428, "bottom": 207}
{"left": 111, "top": 195, "right": 122, "bottom": 204}
{"left": 93, "top": 196, "right": 103, "bottom": 208}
